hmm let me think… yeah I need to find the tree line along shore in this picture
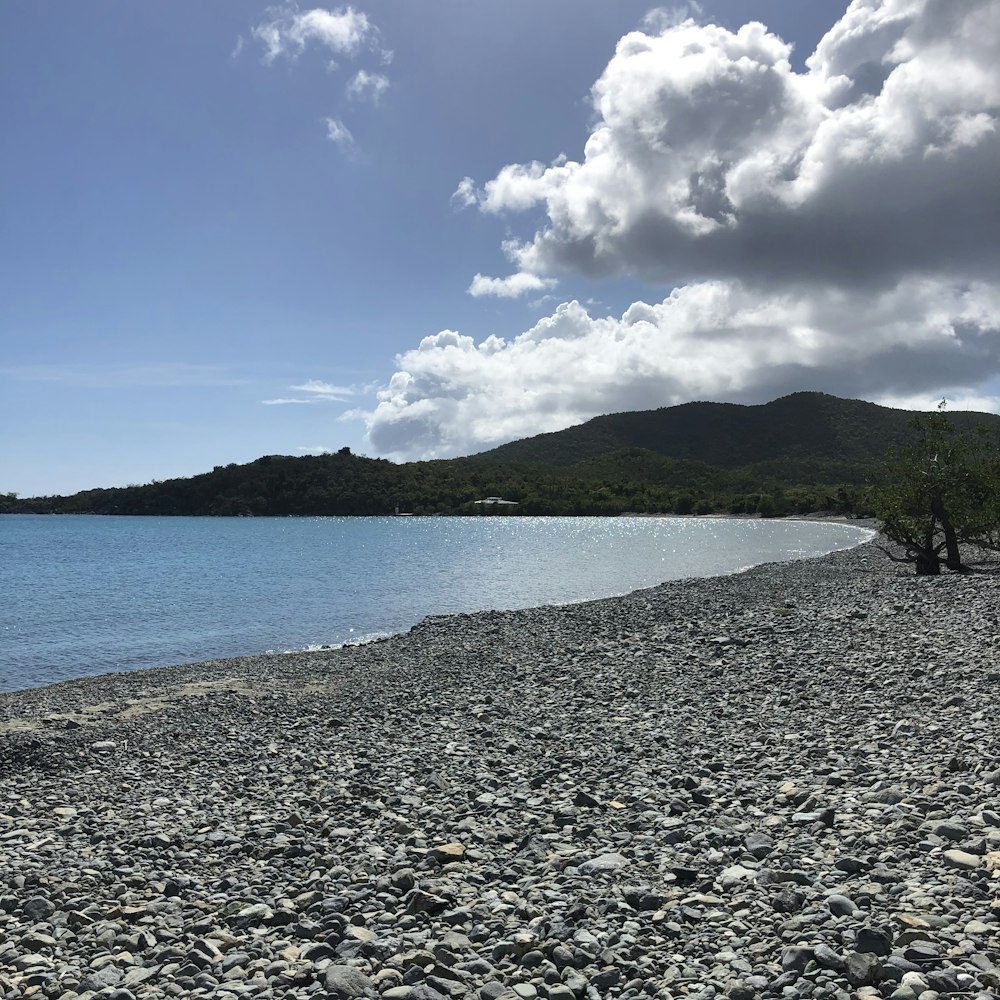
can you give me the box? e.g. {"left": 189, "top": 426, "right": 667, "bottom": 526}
{"left": 0, "top": 447, "right": 869, "bottom": 519}
{"left": 5, "top": 393, "right": 999, "bottom": 522}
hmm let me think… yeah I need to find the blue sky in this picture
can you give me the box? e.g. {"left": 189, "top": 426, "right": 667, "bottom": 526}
{"left": 3, "top": 1, "right": 998, "bottom": 496}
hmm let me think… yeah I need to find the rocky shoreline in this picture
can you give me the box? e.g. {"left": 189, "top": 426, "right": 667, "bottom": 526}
{"left": 1, "top": 539, "right": 998, "bottom": 1000}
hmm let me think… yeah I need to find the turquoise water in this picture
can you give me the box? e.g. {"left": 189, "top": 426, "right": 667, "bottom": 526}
{"left": 0, "top": 515, "right": 871, "bottom": 693}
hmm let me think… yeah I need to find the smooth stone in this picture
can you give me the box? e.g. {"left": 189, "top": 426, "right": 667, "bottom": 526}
{"left": 324, "top": 965, "right": 377, "bottom": 999}
{"left": 781, "top": 947, "right": 812, "bottom": 974}
{"left": 827, "top": 894, "right": 859, "bottom": 916}
{"left": 942, "top": 849, "right": 981, "bottom": 870}
{"left": 927, "top": 821, "right": 968, "bottom": 841}
{"left": 792, "top": 809, "right": 835, "bottom": 826}
{"left": 78, "top": 966, "right": 124, "bottom": 993}
{"left": 965, "top": 919, "right": 991, "bottom": 935}
{"left": 835, "top": 855, "right": 870, "bottom": 874}
{"left": 856, "top": 927, "right": 893, "bottom": 957}
{"left": 430, "top": 843, "right": 466, "bottom": 862}
{"left": 233, "top": 903, "right": 273, "bottom": 927}
{"left": 578, "top": 852, "right": 628, "bottom": 874}
{"left": 745, "top": 832, "right": 774, "bottom": 860}
{"left": 408, "top": 986, "right": 449, "bottom": 1000}
{"left": 21, "top": 933, "right": 57, "bottom": 952}
{"left": 546, "top": 988, "right": 575, "bottom": 1000}
{"left": 924, "top": 969, "right": 964, "bottom": 993}
{"left": 772, "top": 889, "right": 805, "bottom": 914}
{"left": 846, "top": 952, "right": 881, "bottom": 988}
{"left": 720, "top": 865, "right": 757, "bottom": 887}
{"left": 768, "top": 970, "right": 800, "bottom": 990}
{"left": 22, "top": 897, "right": 56, "bottom": 921}
{"left": 813, "top": 944, "right": 846, "bottom": 972}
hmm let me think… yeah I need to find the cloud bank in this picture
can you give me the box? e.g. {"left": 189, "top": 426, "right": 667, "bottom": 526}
{"left": 461, "top": 0, "right": 999, "bottom": 289}
{"left": 366, "top": 279, "right": 1000, "bottom": 456}
{"left": 366, "top": 0, "right": 1000, "bottom": 458}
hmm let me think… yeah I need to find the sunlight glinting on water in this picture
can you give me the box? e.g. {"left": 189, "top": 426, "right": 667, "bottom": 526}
{"left": 0, "top": 516, "right": 872, "bottom": 692}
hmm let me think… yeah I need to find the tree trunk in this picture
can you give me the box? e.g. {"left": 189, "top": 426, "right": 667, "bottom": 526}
{"left": 914, "top": 514, "right": 941, "bottom": 575}
{"left": 915, "top": 550, "right": 940, "bottom": 575}
{"left": 932, "top": 494, "right": 964, "bottom": 571}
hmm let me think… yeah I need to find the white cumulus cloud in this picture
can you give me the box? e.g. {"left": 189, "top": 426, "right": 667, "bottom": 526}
{"left": 252, "top": 5, "right": 375, "bottom": 64}
{"left": 249, "top": 5, "right": 390, "bottom": 145}
{"left": 346, "top": 69, "right": 389, "bottom": 104}
{"left": 363, "top": 0, "right": 1000, "bottom": 459}
{"left": 462, "top": 0, "right": 1000, "bottom": 288}
{"left": 322, "top": 117, "right": 354, "bottom": 147}
{"left": 363, "top": 278, "right": 1000, "bottom": 457}
{"left": 467, "top": 273, "right": 557, "bottom": 299}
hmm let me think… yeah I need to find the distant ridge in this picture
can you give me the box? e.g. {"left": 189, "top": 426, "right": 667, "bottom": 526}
{"left": 472, "top": 392, "right": 1000, "bottom": 467}
{"left": 5, "top": 392, "right": 999, "bottom": 517}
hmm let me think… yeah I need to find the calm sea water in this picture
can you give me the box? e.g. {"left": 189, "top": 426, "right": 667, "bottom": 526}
{"left": 0, "top": 515, "right": 871, "bottom": 693}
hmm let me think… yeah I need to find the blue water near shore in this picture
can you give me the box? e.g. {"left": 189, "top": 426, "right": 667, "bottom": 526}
{"left": 0, "top": 515, "right": 871, "bottom": 693}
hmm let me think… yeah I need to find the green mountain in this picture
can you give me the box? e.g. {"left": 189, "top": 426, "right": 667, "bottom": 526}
{"left": 4, "top": 393, "right": 998, "bottom": 518}
{"left": 473, "top": 391, "right": 998, "bottom": 468}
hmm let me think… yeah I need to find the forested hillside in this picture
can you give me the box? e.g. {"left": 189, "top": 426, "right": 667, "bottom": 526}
{"left": 474, "top": 392, "right": 1000, "bottom": 467}
{"left": 5, "top": 393, "right": 998, "bottom": 518}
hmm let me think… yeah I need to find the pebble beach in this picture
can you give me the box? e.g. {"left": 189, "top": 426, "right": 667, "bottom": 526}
{"left": 1, "top": 537, "right": 998, "bottom": 1000}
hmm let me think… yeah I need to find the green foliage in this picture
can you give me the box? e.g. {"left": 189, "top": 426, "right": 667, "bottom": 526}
{"left": 869, "top": 403, "right": 1000, "bottom": 574}
{"left": 475, "top": 391, "right": 1000, "bottom": 469}
{"left": 7, "top": 393, "right": 996, "bottom": 521}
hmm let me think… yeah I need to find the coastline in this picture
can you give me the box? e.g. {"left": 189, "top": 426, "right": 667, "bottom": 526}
{"left": 0, "top": 514, "right": 874, "bottom": 697}
{"left": 1, "top": 538, "right": 998, "bottom": 999}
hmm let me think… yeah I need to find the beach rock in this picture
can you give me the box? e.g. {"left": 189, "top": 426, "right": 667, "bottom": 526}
{"left": 430, "top": 843, "right": 466, "bottom": 863}
{"left": 827, "top": 894, "right": 859, "bottom": 917}
{"left": 745, "top": 832, "right": 774, "bottom": 860}
{"left": 846, "top": 952, "right": 881, "bottom": 987}
{"left": 772, "top": 889, "right": 806, "bottom": 913}
{"left": 21, "top": 896, "right": 56, "bottom": 921}
{"left": 856, "top": 927, "right": 893, "bottom": 956}
{"left": 324, "top": 965, "right": 378, "bottom": 998}
{"left": 813, "top": 944, "right": 846, "bottom": 972}
{"left": 578, "top": 853, "right": 628, "bottom": 874}
{"left": 79, "top": 966, "right": 124, "bottom": 993}
{"left": 1, "top": 537, "right": 998, "bottom": 1000}
{"left": 942, "top": 849, "right": 981, "bottom": 870}
{"left": 781, "top": 946, "right": 812, "bottom": 974}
